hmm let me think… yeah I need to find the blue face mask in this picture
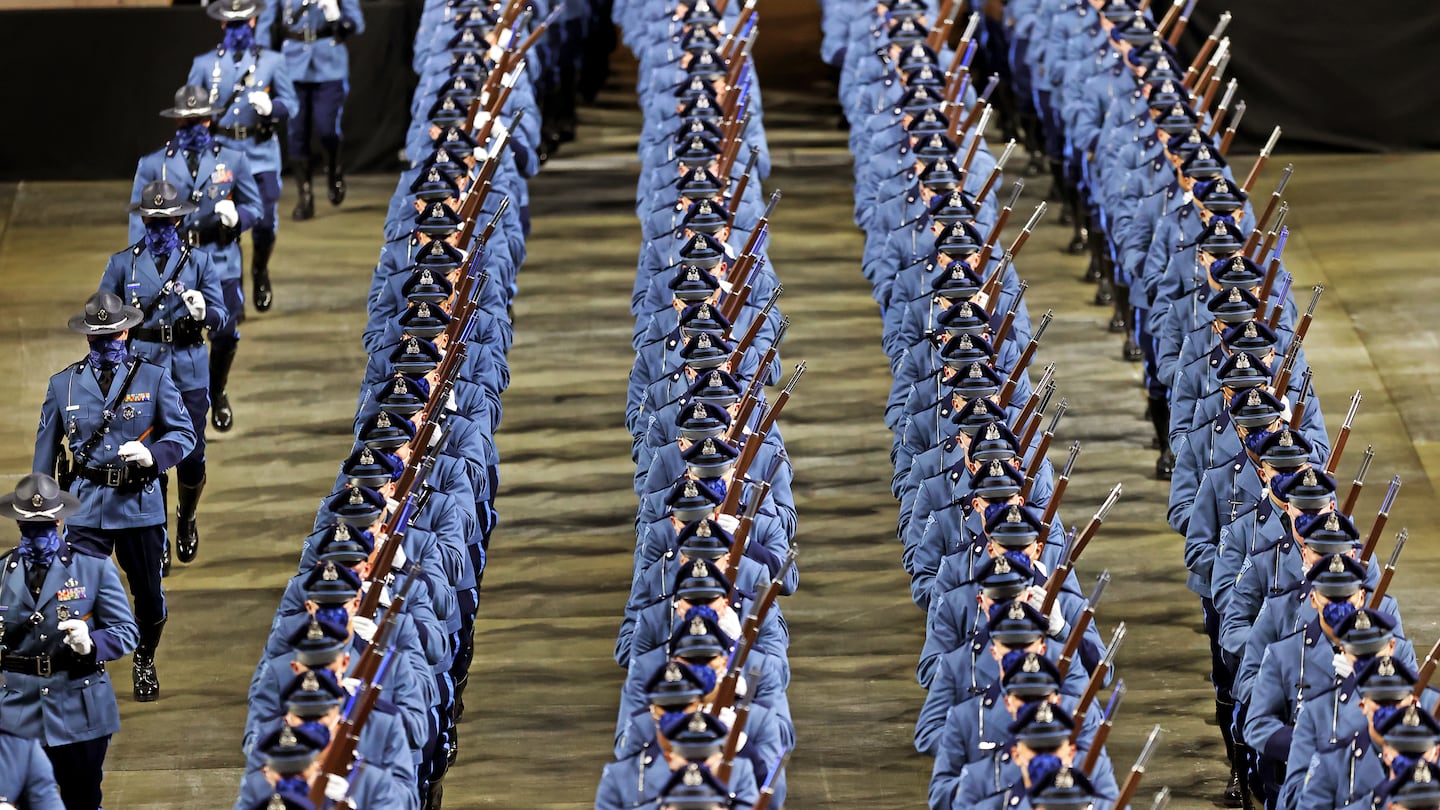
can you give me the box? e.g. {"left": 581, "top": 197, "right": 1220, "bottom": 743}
{"left": 1323, "top": 600, "right": 1358, "bottom": 631}
{"left": 275, "top": 776, "right": 309, "bottom": 795}
{"left": 1026, "top": 752, "right": 1063, "bottom": 787}
{"left": 296, "top": 720, "right": 332, "bottom": 749}
{"left": 315, "top": 606, "right": 350, "bottom": 629}
{"left": 686, "top": 604, "right": 719, "bottom": 626}
{"left": 1390, "top": 751, "right": 1419, "bottom": 777}
{"left": 174, "top": 121, "right": 213, "bottom": 153}
{"left": 18, "top": 523, "right": 62, "bottom": 568}
{"left": 687, "top": 663, "right": 717, "bottom": 694}
{"left": 144, "top": 220, "right": 180, "bottom": 257}
{"left": 222, "top": 21, "right": 255, "bottom": 52}
{"left": 86, "top": 337, "right": 129, "bottom": 369}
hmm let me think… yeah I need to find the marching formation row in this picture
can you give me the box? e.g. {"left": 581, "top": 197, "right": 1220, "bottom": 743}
{"left": 593, "top": 0, "right": 801, "bottom": 808}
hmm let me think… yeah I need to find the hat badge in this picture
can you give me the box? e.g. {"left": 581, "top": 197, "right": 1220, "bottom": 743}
{"left": 268, "top": 794, "right": 286, "bottom": 810}
{"left": 684, "top": 481, "right": 698, "bottom": 498}
{"left": 664, "top": 663, "right": 683, "bottom": 682}
{"left": 994, "top": 556, "right": 1011, "bottom": 574}
{"left": 417, "top": 303, "right": 431, "bottom": 319}
{"left": 302, "top": 671, "right": 320, "bottom": 691}
{"left": 1198, "top": 146, "right": 1212, "bottom": 160}
{"left": 1325, "top": 514, "right": 1340, "bottom": 532}
{"left": 989, "top": 461, "right": 1004, "bottom": 477}
{"left": 394, "top": 378, "right": 408, "bottom": 395}
{"left": 154, "top": 192, "right": 165, "bottom": 206}
{"left": 1218, "top": 180, "right": 1231, "bottom": 194}
{"left": 1036, "top": 703, "right": 1054, "bottom": 723}
{"left": 1329, "top": 554, "right": 1346, "bottom": 573}
{"left": 974, "top": 401, "right": 989, "bottom": 414}
{"left": 1417, "top": 761, "right": 1433, "bottom": 782}
{"left": 430, "top": 203, "right": 444, "bottom": 218}
{"left": 697, "top": 333, "right": 712, "bottom": 349}
{"left": 306, "top": 618, "right": 324, "bottom": 640}
{"left": 1279, "top": 431, "right": 1294, "bottom": 447}
{"left": 443, "top": 97, "right": 456, "bottom": 111}
{"left": 1162, "top": 81, "right": 1175, "bottom": 93}
{"left": 697, "top": 304, "right": 711, "bottom": 318}
{"left": 684, "top": 764, "right": 704, "bottom": 785}
{"left": 688, "top": 713, "right": 707, "bottom": 732}
{"left": 1187, "top": 129, "right": 1202, "bottom": 142}
{"left": 1302, "top": 469, "right": 1318, "bottom": 486}
{"left": 1008, "top": 602, "right": 1026, "bottom": 620}
{"left": 1007, "top": 507, "right": 1022, "bottom": 524}
{"left": 693, "top": 559, "right": 709, "bottom": 578}
{"left": 1227, "top": 288, "right": 1242, "bottom": 303}
{"left": 96, "top": 309, "right": 109, "bottom": 322}
{"left": 1380, "top": 657, "right": 1396, "bottom": 676}
{"left": 1244, "top": 321, "right": 1257, "bottom": 337}
{"left": 1246, "top": 390, "right": 1261, "bottom": 406}
{"left": 280, "top": 727, "right": 297, "bottom": 747}
{"left": 335, "top": 524, "right": 351, "bottom": 540}
{"left": 691, "top": 403, "right": 707, "bottom": 420}
{"left": 968, "top": 365, "right": 982, "bottom": 379}
{"left": 322, "top": 561, "right": 339, "bottom": 581}
{"left": 697, "top": 520, "right": 712, "bottom": 537}
{"left": 1023, "top": 654, "right": 1040, "bottom": 673}
{"left": 1236, "top": 353, "right": 1250, "bottom": 369}
{"left": 406, "top": 337, "right": 420, "bottom": 354}
{"left": 30, "top": 493, "right": 44, "bottom": 508}
{"left": 1056, "top": 768, "right": 1075, "bottom": 789}
{"left": 701, "top": 438, "right": 716, "bottom": 454}
{"left": 1405, "top": 706, "right": 1422, "bottom": 726}
{"left": 689, "top": 615, "right": 706, "bottom": 635}
{"left": 708, "top": 371, "right": 723, "bottom": 387}
{"left": 359, "top": 448, "right": 374, "bottom": 465}
{"left": 1355, "top": 611, "right": 1372, "bottom": 630}
{"left": 984, "top": 424, "right": 999, "bottom": 440}
{"left": 959, "top": 334, "right": 973, "bottom": 349}
{"left": 348, "top": 488, "right": 363, "bottom": 505}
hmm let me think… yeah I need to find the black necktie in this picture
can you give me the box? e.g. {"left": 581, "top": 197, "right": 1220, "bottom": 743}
{"left": 25, "top": 561, "right": 48, "bottom": 597}
{"left": 185, "top": 149, "right": 200, "bottom": 179}
{"left": 97, "top": 363, "right": 115, "bottom": 394}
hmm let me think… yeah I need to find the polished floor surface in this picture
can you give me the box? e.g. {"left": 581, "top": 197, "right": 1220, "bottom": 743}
{"left": 0, "top": 63, "right": 1438, "bottom": 810}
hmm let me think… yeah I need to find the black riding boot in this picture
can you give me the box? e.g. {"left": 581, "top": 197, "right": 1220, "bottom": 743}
{"left": 133, "top": 618, "right": 166, "bottom": 702}
{"left": 325, "top": 144, "right": 346, "bottom": 206}
{"left": 176, "top": 476, "right": 205, "bottom": 564}
{"left": 251, "top": 232, "right": 275, "bottom": 312}
{"left": 210, "top": 345, "right": 238, "bottom": 432}
{"left": 159, "top": 472, "right": 172, "bottom": 576}
{"left": 291, "top": 159, "right": 314, "bottom": 221}
{"left": 1149, "top": 395, "right": 1175, "bottom": 479}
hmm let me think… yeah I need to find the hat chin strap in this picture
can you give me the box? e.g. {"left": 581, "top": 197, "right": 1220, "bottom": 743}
{"left": 13, "top": 504, "right": 64, "bottom": 520}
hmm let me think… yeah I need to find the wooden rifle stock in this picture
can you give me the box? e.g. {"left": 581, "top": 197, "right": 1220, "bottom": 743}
{"left": 722, "top": 485, "right": 767, "bottom": 589}
{"left": 726, "top": 147, "right": 761, "bottom": 217}
{"left": 311, "top": 651, "right": 392, "bottom": 805}
{"left": 725, "top": 285, "right": 781, "bottom": 359}
{"left": 1242, "top": 126, "right": 1282, "bottom": 195}
{"left": 1081, "top": 679, "right": 1126, "bottom": 775}
{"left": 991, "top": 280, "right": 1027, "bottom": 349}
{"left": 1368, "top": 528, "right": 1408, "bottom": 609}
{"left": 1041, "top": 484, "right": 1123, "bottom": 614}
{"left": 974, "top": 140, "right": 1017, "bottom": 209}
{"left": 1015, "top": 382, "right": 1055, "bottom": 460}
{"left": 1254, "top": 226, "right": 1288, "bottom": 309}
{"left": 1243, "top": 165, "right": 1293, "bottom": 256}
{"left": 1020, "top": 400, "right": 1067, "bottom": 501}
{"left": 1180, "top": 11, "right": 1229, "bottom": 85}
{"left": 1206, "top": 79, "right": 1238, "bottom": 137}
{"left": 1070, "top": 624, "right": 1125, "bottom": 740}
{"left": 979, "top": 182, "right": 1024, "bottom": 271}
{"left": 1040, "top": 442, "right": 1080, "bottom": 534}
{"left": 1287, "top": 368, "right": 1314, "bottom": 429}
{"left": 1058, "top": 570, "right": 1110, "bottom": 680}
{"left": 1114, "top": 726, "right": 1164, "bottom": 810}
{"left": 1340, "top": 446, "right": 1374, "bottom": 517}
{"left": 1323, "top": 390, "right": 1362, "bottom": 476}
{"left": 715, "top": 675, "right": 757, "bottom": 782}
{"left": 1360, "top": 476, "right": 1401, "bottom": 561}
{"left": 925, "top": 0, "right": 959, "bottom": 50}
{"left": 1010, "top": 363, "right": 1055, "bottom": 444}
{"left": 997, "top": 310, "right": 1053, "bottom": 405}
{"left": 1219, "top": 100, "right": 1246, "bottom": 155}
{"left": 1417, "top": 637, "right": 1440, "bottom": 706}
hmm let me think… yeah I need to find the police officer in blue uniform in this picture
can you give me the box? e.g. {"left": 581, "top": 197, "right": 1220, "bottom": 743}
{"left": 129, "top": 84, "right": 262, "bottom": 437}
{"left": 190, "top": 0, "right": 299, "bottom": 312}
{"left": 31, "top": 292, "right": 195, "bottom": 703}
{"left": 257, "top": 0, "right": 365, "bottom": 221}
{"left": 0, "top": 728, "right": 64, "bottom": 810}
{"left": 101, "top": 180, "right": 227, "bottom": 573}
{"left": 0, "top": 473, "right": 139, "bottom": 809}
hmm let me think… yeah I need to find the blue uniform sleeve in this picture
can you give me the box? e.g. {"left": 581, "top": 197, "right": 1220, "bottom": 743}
{"left": 266, "top": 51, "right": 299, "bottom": 121}
{"left": 149, "top": 365, "right": 198, "bottom": 471}
{"left": 88, "top": 557, "right": 140, "bottom": 662}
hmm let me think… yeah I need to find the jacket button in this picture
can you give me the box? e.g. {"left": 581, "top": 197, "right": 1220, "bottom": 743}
{"left": 41, "top": 687, "right": 49, "bottom": 695}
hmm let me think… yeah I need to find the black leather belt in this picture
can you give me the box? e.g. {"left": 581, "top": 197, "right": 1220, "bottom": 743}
{"left": 132, "top": 322, "right": 204, "bottom": 347}
{"left": 76, "top": 464, "right": 158, "bottom": 489}
{"left": 285, "top": 23, "right": 335, "bottom": 41}
{"left": 0, "top": 652, "right": 104, "bottom": 679}
{"left": 215, "top": 124, "right": 268, "bottom": 141}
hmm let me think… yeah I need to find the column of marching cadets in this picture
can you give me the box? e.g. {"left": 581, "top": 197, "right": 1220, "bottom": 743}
{"left": 593, "top": 1, "right": 799, "bottom": 808}
{"left": 819, "top": 0, "right": 1440, "bottom": 808}
{"left": 233, "top": 2, "right": 574, "bottom": 808}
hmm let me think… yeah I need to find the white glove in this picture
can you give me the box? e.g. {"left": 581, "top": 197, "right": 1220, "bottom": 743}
{"left": 1332, "top": 652, "right": 1354, "bottom": 680}
{"left": 118, "top": 440, "right": 154, "bottom": 468}
{"left": 324, "top": 774, "right": 350, "bottom": 802}
{"left": 247, "top": 91, "right": 272, "bottom": 116}
{"left": 718, "top": 609, "right": 742, "bottom": 640}
{"left": 214, "top": 199, "right": 239, "bottom": 227}
{"left": 340, "top": 676, "right": 362, "bottom": 694}
{"left": 58, "top": 619, "right": 94, "bottom": 656}
{"left": 716, "top": 514, "right": 740, "bottom": 534}
{"left": 181, "top": 289, "right": 206, "bottom": 321}
{"left": 384, "top": 496, "right": 401, "bottom": 514}
{"left": 427, "top": 425, "right": 445, "bottom": 449}
{"left": 318, "top": 0, "right": 341, "bottom": 22}
{"left": 1025, "top": 585, "right": 1066, "bottom": 638}
{"left": 445, "top": 390, "right": 458, "bottom": 413}
{"left": 718, "top": 706, "right": 738, "bottom": 729}
{"left": 2, "top": 801, "right": 19, "bottom": 810}
{"left": 351, "top": 615, "right": 378, "bottom": 642}
{"left": 391, "top": 543, "right": 407, "bottom": 571}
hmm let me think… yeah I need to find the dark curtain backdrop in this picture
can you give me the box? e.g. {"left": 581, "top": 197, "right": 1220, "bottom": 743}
{"left": 0, "top": 0, "right": 422, "bottom": 182}
{"left": 1177, "top": 1, "right": 1440, "bottom": 152}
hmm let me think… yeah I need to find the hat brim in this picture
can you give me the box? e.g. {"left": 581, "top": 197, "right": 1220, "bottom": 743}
{"left": 67, "top": 304, "right": 145, "bottom": 335}
{"left": 158, "top": 106, "right": 217, "bottom": 119}
{"left": 130, "top": 200, "right": 198, "bottom": 218}
{"left": 206, "top": 2, "right": 261, "bottom": 20}
{"left": 0, "top": 490, "right": 81, "bottom": 522}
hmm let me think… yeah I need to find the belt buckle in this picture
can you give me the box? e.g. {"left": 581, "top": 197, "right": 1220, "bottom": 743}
{"left": 160, "top": 323, "right": 173, "bottom": 343}
{"left": 234, "top": 125, "right": 249, "bottom": 139}
{"left": 303, "top": 28, "right": 318, "bottom": 42}
{"left": 37, "top": 655, "right": 52, "bottom": 678}
{"left": 105, "top": 467, "right": 123, "bottom": 487}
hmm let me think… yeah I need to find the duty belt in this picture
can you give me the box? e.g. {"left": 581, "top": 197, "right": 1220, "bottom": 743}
{"left": 215, "top": 124, "right": 268, "bottom": 141}
{"left": 132, "top": 321, "right": 204, "bottom": 347}
{"left": 76, "top": 464, "right": 158, "bottom": 489}
{"left": 285, "top": 23, "right": 335, "bottom": 41}
{"left": 0, "top": 651, "right": 104, "bottom": 678}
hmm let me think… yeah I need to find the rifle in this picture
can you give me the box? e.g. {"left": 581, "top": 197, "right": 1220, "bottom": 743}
{"left": 1323, "top": 390, "right": 1362, "bottom": 476}
{"left": 1080, "top": 678, "right": 1126, "bottom": 774}
{"left": 1010, "top": 363, "right": 1056, "bottom": 445}
{"left": 720, "top": 254, "right": 766, "bottom": 323}
{"left": 1269, "top": 336, "right": 1299, "bottom": 398}
{"left": 1181, "top": 12, "right": 1230, "bottom": 86}
{"left": 1151, "top": 788, "right": 1172, "bottom": 810}
{"left": 1242, "top": 165, "right": 1293, "bottom": 258}
{"left": 1288, "top": 368, "right": 1314, "bottom": 429}
{"left": 720, "top": 0, "right": 758, "bottom": 63}
{"left": 751, "top": 747, "right": 791, "bottom": 810}
{"left": 725, "top": 284, "right": 782, "bottom": 359}
{"left": 1266, "top": 274, "right": 1293, "bottom": 334}
{"left": 736, "top": 190, "right": 781, "bottom": 260}
{"left": 991, "top": 278, "right": 1026, "bottom": 349}
{"left": 1242, "top": 126, "right": 1282, "bottom": 195}
{"left": 956, "top": 105, "right": 992, "bottom": 176}
{"left": 1253, "top": 202, "right": 1290, "bottom": 272}
{"left": 1015, "top": 380, "right": 1057, "bottom": 458}
{"left": 978, "top": 181, "right": 1025, "bottom": 275}
{"left": 1416, "top": 637, "right": 1440, "bottom": 705}
{"left": 958, "top": 75, "right": 1000, "bottom": 137}
{"left": 942, "top": 21, "right": 980, "bottom": 106}
{"left": 1219, "top": 100, "right": 1246, "bottom": 155}
{"left": 1192, "top": 40, "right": 1230, "bottom": 114}
{"left": 1291, "top": 284, "right": 1322, "bottom": 344}
{"left": 1040, "top": 441, "right": 1081, "bottom": 535}
{"left": 997, "top": 310, "right": 1054, "bottom": 405}
{"left": 1041, "top": 483, "right": 1124, "bottom": 614}
{"left": 723, "top": 318, "right": 788, "bottom": 446}
{"left": 1156, "top": 0, "right": 1190, "bottom": 40}
{"left": 1020, "top": 399, "right": 1067, "bottom": 501}
{"left": 715, "top": 665, "right": 761, "bottom": 782}
{"left": 1206, "top": 79, "right": 1238, "bottom": 137}
{"left": 1359, "top": 476, "right": 1401, "bottom": 562}
{"left": 721, "top": 361, "right": 804, "bottom": 513}
{"left": 974, "top": 140, "right": 1017, "bottom": 209}
{"left": 1253, "top": 226, "right": 1288, "bottom": 308}
{"left": 502, "top": 3, "right": 563, "bottom": 74}
{"left": 722, "top": 481, "right": 769, "bottom": 578}
{"left": 925, "top": 0, "right": 959, "bottom": 50}
{"left": 1340, "top": 446, "right": 1374, "bottom": 517}
{"left": 311, "top": 649, "right": 395, "bottom": 805}
{"left": 726, "top": 147, "right": 761, "bottom": 218}
{"left": 712, "top": 548, "right": 797, "bottom": 707}
{"left": 1368, "top": 529, "right": 1408, "bottom": 610}
{"left": 1070, "top": 623, "right": 1126, "bottom": 740}
{"left": 1058, "top": 570, "right": 1110, "bottom": 679}
{"left": 1114, "top": 725, "right": 1164, "bottom": 810}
